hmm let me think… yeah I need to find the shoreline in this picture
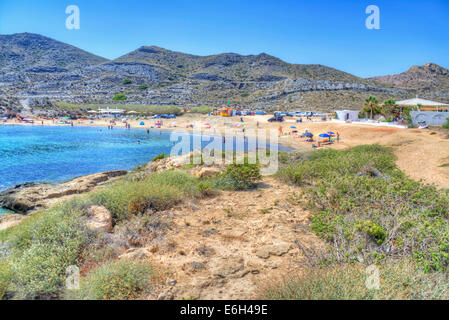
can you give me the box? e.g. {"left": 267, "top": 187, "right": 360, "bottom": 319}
{"left": 0, "top": 122, "right": 295, "bottom": 214}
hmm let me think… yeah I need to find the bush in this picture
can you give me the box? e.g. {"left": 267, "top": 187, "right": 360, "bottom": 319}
{"left": 138, "top": 84, "right": 149, "bottom": 90}
{"left": 73, "top": 260, "right": 154, "bottom": 300}
{"left": 152, "top": 153, "right": 166, "bottom": 161}
{"left": 90, "top": 170, "right": 201, "bottom": 222}
{"left": 5, "top": 203, "right": 92, "bottom": 299}
{"left": 215, "top": 163, "right": 261, "bottom": 190}
{"left": 278, "top": 145, "right": 449, "bottom": 271}
{"left": 122, "top": 79, "right": 132, "bottom": 85}
{"left": 190, "top": 106, "right": 213, "bottom": 114}
{"left": 0, "top": 260, "right": 12, "bottom": 300}
{"left": 263, "top": 261, "right": 449, "bottom": 300}
{"left": 112, "top": 94, "right": 127, "bottom": 101}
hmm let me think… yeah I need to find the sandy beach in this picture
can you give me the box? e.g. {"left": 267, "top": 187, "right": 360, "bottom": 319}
{"left": 2, "top": 114, "right": 449, "bottom": 189}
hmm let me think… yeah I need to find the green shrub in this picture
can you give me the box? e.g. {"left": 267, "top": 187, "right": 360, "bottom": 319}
{"left": 215, "top": 163, "right": 261, "bottom": 190}
{"left": 6, "top": 203, "right": 92, "bottom": 299}
{"left": 278, "top": 145, "right": 449, "bottom": 271}
{"left": 138, "top": 84, "right": 149, "bottom": 90}
{"left": 152, "top": 153, "right": 167, "bottom": 161}
{"left": 263, "top": 260, "right": 449, "bottom": 300}
{"left": 357, "top": 220, "right": 387, "bottom": 245}
{"left": 90, "top": 170, "right": 201, "bottom": 222}
{"left": 73, "top": 260, "right": 154, "bottom": 300}
{"left": 190, "top": 106, "right": 213, "bottom": 114}
{"left": 122, "top": 79, "right": 132, "bottom": 85}
{"left": 112, "top": 94, "right": 127, "bottom": 101}
{"left": 0, "top": 260, "right": 12, "bottom": 300}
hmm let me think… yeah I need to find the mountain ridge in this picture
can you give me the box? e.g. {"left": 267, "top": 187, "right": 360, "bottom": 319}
{"left": 0, "top": 33, "right": 448, "bottom": 111}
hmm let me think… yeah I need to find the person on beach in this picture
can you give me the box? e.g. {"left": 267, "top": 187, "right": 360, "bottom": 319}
{"left": 278, "top": 126, "right": 283, "bottom": 136}
{"left": 147, "top": 129, "right": 150, "bottom": 134}
{"left": 337, "top": 132, "right": 340, "bottom": 143}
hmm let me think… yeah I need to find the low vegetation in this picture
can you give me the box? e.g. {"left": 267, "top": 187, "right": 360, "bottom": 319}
{"left": 264, "top": 260, "right": 449, "bottom": 300}
{"left": 54, "top": 102, "right": 182, "bottom": 115}
{"left": 189, "top": 106, "right": 213, "bottom": 114}
{"left": 278, "top": 145, "right": 449, "bottom": 271}
{"left": 112, "top": 94, "right": 127, "bottom": 101}
{"left": 270, "top": 145, "right": 449, "bottom": 299}
{"left": 0, "top": 168, "right": 210, "bottom": 300}
{"left": 214, "top": 163, "right": 261, "bottom": 191}
{"left": 71, "top": 260, "right": 154, "bottom": 300}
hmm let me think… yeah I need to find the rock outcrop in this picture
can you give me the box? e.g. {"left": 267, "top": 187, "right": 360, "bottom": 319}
{"left": 0, "top": 214, "right": 27, "bottom": 231}
{"left": 85, "top": 205, "right": 113, "bottom": 233}
{"left": 0, "top": 170, "right": 127, "bottom": 213}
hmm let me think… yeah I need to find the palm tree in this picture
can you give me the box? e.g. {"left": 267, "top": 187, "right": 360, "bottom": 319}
{"left": 382, "top": 99, "right": 397, "bottom": 119}
{"left": 363, "top": 96, "right": 379, "bottom": 119}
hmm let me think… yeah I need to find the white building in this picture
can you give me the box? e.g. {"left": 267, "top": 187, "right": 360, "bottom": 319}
{"left": 335, "top": 110, "right": 360, "bottom": 122}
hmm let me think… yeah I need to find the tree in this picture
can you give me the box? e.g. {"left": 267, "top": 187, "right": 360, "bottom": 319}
{"left": 122, "top": 78, "right": 132, "bottom": 85}
{"left": 362, "top": 96, "right": 380, "bottom": 119}
{"left": 138, "top": 84, "right": 149, "bottom": 90}
{"left": 381, "top": 99, "right": 399, "bottom": 119}
{"left": 112, "top": 94, "right": 127, "bottom": 101}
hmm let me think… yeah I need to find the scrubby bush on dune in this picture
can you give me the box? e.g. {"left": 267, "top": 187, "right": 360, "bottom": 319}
{"left": 214, "top": 163, "right": 261, "bottom": 191}
{"left": 0, "top": 201, "right": 93, "bottom": 300}
{"left": 264, "top": 260, "right": 449, "bottom": 300}
{"left": 70, "top": 260, "right": 154, "bottom": 300}
{"left": 278, "top": 145, "right": 449, "bottom": 272}
{"left": 90, "top": 170, "right": 202, "bottom": 222}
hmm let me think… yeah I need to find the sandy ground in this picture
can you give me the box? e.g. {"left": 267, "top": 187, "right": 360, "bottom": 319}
{"left": 136, "top": 176, "right": 324, "bottom": 300}
{"left": 3, "top": 114, "right": 449, "bottom": 189}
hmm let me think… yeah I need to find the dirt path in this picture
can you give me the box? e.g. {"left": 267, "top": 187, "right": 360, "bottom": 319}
{"left": 139, "top": 177, "right": 323, "bottom": 300}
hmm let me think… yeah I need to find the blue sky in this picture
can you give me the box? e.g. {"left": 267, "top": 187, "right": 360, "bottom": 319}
{"left": 0, "top": 0, "right": 447, "bottom": 78}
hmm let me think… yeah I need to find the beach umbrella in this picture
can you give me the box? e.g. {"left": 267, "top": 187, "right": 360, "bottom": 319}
{"left": 319, "top": 133, "right": 331, "bottom": 138}
{"left": 140, "top": 121, "right": 145, "bottom": 126}
{"left": 290, "top": 126, "right": 297, "bottom": 129}
{"left": 327, "top": 131, "right": 335, "bottom": 135}
{"left": 304, "top": 132, "right": 313, "bottom": 138}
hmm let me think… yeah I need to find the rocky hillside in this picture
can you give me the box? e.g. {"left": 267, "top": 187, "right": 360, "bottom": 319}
{"left": 116, "top": 46, "right": 363, "bottom": 83}
{"left": 369, "top": 63, "right": 449, "bottom": 100}
{"left": 1, "top": 33, "right": 447, "bottom": 112}
{"left": 0, "top": 33, "right": 108, "bottom": 73}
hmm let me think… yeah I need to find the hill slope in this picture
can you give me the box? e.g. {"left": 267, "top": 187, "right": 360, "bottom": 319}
{"left": 369, "top": 63, "right": 449, "bottom": 92}
{"left": 0, "top": 33, "right": 108, "bottom": 73}
{"left": 115, "top": 46, "right": 364, "bottom": 83}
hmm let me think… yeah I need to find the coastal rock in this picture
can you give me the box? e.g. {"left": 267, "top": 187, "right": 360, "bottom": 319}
{"left": 0, "top": 170, "right": 127, "bottom": 214}
{"left": 119, "top": 248, "right": 150, "bottom": 260}
{"left": 211, "top": 256, "right": 245, "bottom": 278}
{"left": 146, "top": 153, "right": 192, "bottom": 173}
{"left": 85, "top": 205, "right": 112, "bottom": 233}
{"left": 0, "top": 214, "right": 26, "bottom": 231}
{"left": 255, "top": 243, "right": 291, "bottom": 259}
{"left": 192, "top": 167, "right": 221, "bottom": 178}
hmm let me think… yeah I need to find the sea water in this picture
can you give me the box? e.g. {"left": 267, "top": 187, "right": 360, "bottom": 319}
{"left": 0, "top": 125, "right": 287, "bottom": 215}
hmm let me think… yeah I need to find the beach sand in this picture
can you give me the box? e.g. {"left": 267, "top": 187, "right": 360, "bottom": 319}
{"left": 3, "top": 114, "right": 449, "bottom": 189}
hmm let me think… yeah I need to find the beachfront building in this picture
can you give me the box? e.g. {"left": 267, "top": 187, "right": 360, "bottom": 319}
{"left": 98, "top": 107, "right": 125, "bottom": 118}
{"left": 398, "top": 97, "right": 449, "bottom": 126}
{"left": 335, "top": 110, "right": 360, "bottom": 122}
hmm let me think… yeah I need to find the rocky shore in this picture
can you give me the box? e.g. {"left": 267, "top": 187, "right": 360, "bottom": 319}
{"left": 0, "top": 170, "right": 127, "bottom": 214}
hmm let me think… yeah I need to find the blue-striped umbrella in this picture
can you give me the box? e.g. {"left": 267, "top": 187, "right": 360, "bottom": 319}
{"left": 319, "top": 133, "right": 331, "bottom": 138}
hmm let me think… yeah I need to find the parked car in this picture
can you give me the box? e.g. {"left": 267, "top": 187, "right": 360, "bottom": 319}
{"left": 268, "top": 114, "right": 285, "bottom": 122}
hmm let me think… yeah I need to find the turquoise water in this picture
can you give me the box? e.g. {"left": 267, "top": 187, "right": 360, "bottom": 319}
{"left": 0, "top": 125, "right": 288, "bottom": 215}
{"left": 0, "top": 126, "right": 177, "bottom": 193}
